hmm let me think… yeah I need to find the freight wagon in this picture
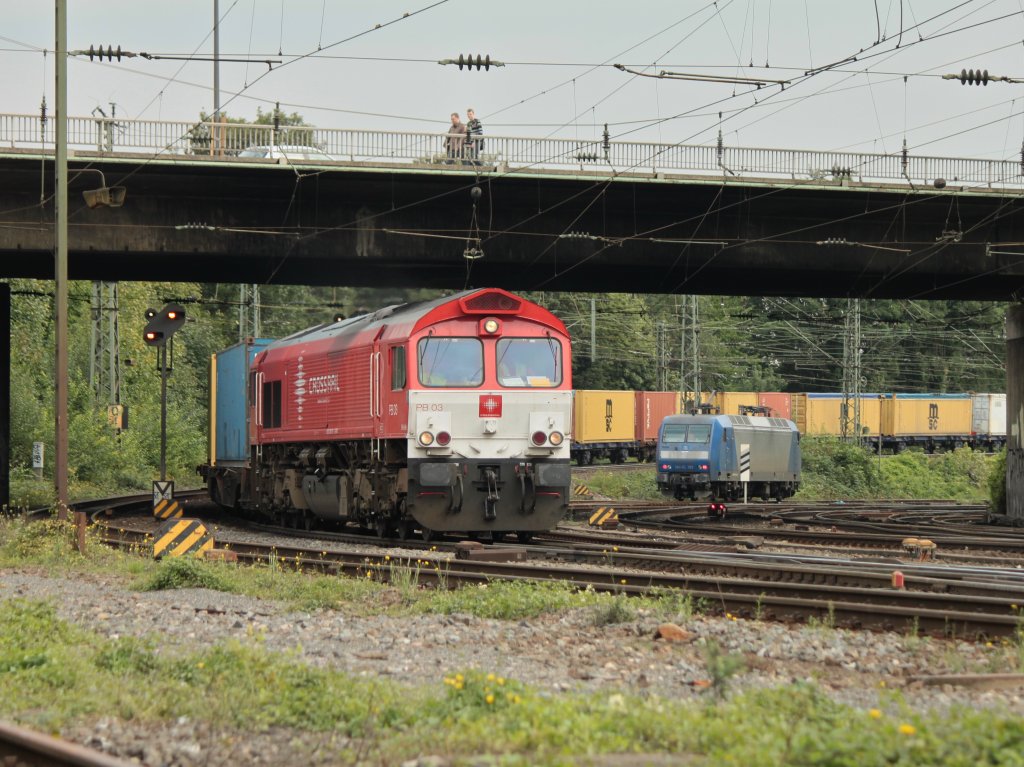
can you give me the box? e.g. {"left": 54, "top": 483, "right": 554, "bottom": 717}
{"left": 656, "top": 414, "right": 801, "bottom": 503}
{"left": 971, "top": 394, "right": 1007, "bottom": 451}
{"left": 791, "top": 393, "right": 883, "bottom": 438}
{"left": 878, "top": 393, "right": 973, "bottom": 452}
{"left": 571, "top": 390, "right": 682, "bottom": 464}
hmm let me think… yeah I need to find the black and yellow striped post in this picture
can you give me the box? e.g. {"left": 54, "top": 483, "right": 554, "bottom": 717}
{"left": 572, "top": 484, "right": 592, "bottom": 497}
{"left": 153, "top": 518, "right": 214, "bottom": 559}
{"left": 153, "top": 497, "right": 182, "bottom": 520}
{"left": 588, "top": 507, "right": 618, "bottom": 528}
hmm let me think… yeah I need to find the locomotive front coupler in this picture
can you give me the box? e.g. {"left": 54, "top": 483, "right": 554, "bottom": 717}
{"left": 514, "top": 462, "right": 536, "bottom": 514}
{"left": 483, "top": 467, "right": 500, "bottom": 520}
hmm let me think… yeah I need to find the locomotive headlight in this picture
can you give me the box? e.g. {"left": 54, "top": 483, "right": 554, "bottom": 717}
{"left": 435, "top": 430, "right": 452, "bottom": 447}
{"left": 418, "top": 431, "right": 435, "bottom": 446}
{"left": 483, "top": 318, "right": 499, "bottom": 334}
{"left": 531, "top": 430, "right": 548, "bottom": 446}
{"left": 548, "top": 431, "right": 564, "bottom": 446}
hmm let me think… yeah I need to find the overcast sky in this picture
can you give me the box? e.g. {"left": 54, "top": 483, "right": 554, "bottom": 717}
{"left": 3, "top": 1, "right": 1024, "bottom": 160}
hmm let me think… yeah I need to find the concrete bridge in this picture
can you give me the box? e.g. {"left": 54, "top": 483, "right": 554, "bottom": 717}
{"left": 1, "top": 113, "right": 1023, "bottom": 299}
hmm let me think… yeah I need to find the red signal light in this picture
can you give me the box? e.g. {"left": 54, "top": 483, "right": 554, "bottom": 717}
{"left": 531, "top": 431, "right": 547, "bottom": 446}
{"left": 435, "top": 431, "right": 451, "bottom": 446}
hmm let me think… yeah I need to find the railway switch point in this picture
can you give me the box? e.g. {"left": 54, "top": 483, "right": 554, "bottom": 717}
{"left": 454, "top": 542, "right": 526, "bottom": 562}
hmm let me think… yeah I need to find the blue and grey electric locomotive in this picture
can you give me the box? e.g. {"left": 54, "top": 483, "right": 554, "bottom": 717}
{"left": 656, "top": 414, "right": 801, "bottom": 503}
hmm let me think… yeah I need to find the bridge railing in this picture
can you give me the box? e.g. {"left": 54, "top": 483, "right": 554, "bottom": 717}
{"left": 0, "top": 112, "right": 1019, "bottom": 188}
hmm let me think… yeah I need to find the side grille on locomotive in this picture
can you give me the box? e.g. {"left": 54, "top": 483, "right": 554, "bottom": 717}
{"left": 460, "top": 290, "right": 522, "bottom": 314}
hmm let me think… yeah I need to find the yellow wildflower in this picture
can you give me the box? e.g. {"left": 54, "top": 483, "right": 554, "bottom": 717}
{"left": 620, "top": 579, "right": 627, "bottom": 585}
{"left": 898, "top": 724, "right": 916, "bottom": 736}
{"left": 485, "top": 694, "right": 495, "bottom": 705}
{"left": 455, "top": 673, "right": 464, "bottom": 683}
{"left": 197, "top": 662, "right": 205, "bottom": 669}
{"left": 454, "top": 681, "right": 464, "bottom": 690}
{"left": 497, "top": 677, "right": 505, "bottom": 686}
{"left": 869, "top": 709, "right": 882, "bottom": 719}
{"left": 487, "top": 673, "right": 496, "bottom": 682}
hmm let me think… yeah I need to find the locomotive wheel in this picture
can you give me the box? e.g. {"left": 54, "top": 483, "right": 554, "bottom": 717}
{"left": 421, "top": 526, "right": 436, "bottom": 543}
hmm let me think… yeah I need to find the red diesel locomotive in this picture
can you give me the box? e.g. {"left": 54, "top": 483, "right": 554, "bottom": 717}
{"left": 201, "top": 288, "right": 573, "bottom": 541}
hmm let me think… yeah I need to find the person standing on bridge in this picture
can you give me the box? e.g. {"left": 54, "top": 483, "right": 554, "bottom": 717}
{"left": 444, "top": 112, "right": 466, "bottom": 164}
{"left": 465, "top": 108, "right": 484, "bottom": 165}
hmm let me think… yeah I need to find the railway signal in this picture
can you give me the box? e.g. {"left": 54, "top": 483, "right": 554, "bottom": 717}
{"left": 143, "top": 304, "right": 186, "bottom": 346}
{"left": 143, "top": 304, "right": 187, "bottom": 483}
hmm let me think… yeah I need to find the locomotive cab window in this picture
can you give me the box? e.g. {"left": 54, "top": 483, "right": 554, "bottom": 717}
{"left": 663, "top": 424, "right": 711, "bottom": 444}
{"left": 496, "top": 338, "right": 562, "bottom": 387}
{"left": 686, "top": 424, "right": 711, "bottom": 443}
{"left": 262, "top": 380, "right": 282, "bottom": 428}
{"left": 391, "top": 346, "right": 406, "bottom": 390}
{"left": 661, "top": 424, "right": 688, "bottom": 443}
{"left": 417, "top": 337, "right": 483, "bottom": 387}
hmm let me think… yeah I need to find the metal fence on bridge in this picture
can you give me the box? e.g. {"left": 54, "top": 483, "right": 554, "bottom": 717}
{"left": 0, "top": 112, "right": 1020, "bottom": 189}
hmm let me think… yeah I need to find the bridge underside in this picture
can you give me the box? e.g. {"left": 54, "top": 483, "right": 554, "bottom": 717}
{"left": 2, "top": 155, "right": 1024, "bottom": 299}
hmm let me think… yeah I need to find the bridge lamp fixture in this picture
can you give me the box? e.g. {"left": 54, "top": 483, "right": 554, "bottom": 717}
{"left": 75, "top": 168, "right": 126, "bottom": 209}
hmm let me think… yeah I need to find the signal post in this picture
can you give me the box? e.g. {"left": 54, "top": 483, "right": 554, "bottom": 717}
{"left": 143, "top": 304, "right": 186, "bottom": 508}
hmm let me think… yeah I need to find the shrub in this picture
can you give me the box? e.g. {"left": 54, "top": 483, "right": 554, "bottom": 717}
{"left": 989, "top": 447, "right": 1007, "bottom": 513}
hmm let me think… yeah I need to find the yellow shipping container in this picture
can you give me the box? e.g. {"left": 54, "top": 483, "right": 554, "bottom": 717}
{"left": 712, "top": 392, "right": 759, "bottom": 415}
{"left": 880, "top": 395, "right": 972, "bottom": 437}
{"left": 573, "top": 390, "right": 636, "bottom": 443}
{"left": 791, "top": 394, "right": 882, "bottom": 436}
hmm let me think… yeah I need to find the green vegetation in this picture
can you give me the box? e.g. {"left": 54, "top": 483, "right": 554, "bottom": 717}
{"left": 0, "top": 597, "right": 1022, "bottom": 765}
{"left": 583, "top": 466, "right": 665, "bottom": 500}
{"left": 989, "top": 447, "right": 1008, "bottom": 513}
{"left": 796, "top": 438, "right": 995, "bottom": 501}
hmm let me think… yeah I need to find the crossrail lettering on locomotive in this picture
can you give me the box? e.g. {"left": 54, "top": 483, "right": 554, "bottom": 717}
{"left": 307, "top": 373, "right": 340, "bottom": 395}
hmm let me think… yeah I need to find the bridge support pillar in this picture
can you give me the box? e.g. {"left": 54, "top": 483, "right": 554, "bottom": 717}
{"left": 0, "top": 282, "right": 8, "bottom": 511}
{"left": 1006, "top": 304, "right": 1024, "bottom": 521}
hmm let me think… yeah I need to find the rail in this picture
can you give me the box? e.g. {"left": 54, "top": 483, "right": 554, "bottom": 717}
{"left": 0, "top": 719, "right": 135, "bottom": 766}
{"left": 1, "top": 112, "right": 1021, "bottom": 189}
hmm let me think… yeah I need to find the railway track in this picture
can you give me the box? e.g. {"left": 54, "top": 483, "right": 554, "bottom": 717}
{"left": 86, "top": 497, "right": 1024, "bottom": 638}
{"left": 0, "top": 720, "right": 134, "bottom": 767}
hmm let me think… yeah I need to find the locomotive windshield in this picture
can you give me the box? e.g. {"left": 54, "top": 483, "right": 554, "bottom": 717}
{"left": 662, "top": 423, "right": 711, "bottom": 443}
{"left": 417, "top": 337, "right": 483, "bottom": 387}
{"left": 496, "top": 338, "right": 562, "bottom": 387}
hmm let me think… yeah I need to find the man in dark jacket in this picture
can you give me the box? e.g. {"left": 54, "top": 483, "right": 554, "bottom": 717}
{"left": 444, "top": 112, "right": 466, "bottom": 163}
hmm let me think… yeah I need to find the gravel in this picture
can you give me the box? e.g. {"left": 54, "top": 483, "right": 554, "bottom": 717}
{"left": 2, "top": 565, "right": 1023, "bottom": 766}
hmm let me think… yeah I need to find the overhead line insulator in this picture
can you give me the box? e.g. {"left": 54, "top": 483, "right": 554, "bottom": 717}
{"left": 437, "top": 54, "right": 505, "bottom": 71}
{"left": 87, "top": 45, "right": 123, "bottom": 62}
{"left": 960, "top": 68, "right": 989, "bottom": 86}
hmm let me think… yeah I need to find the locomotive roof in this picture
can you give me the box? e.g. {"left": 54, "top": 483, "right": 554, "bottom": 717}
{"left": 662, "top": 413, "right": 797, "bottom": 430}
{"left": 263, "top": 288, "right": 566, "bottom": 351}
